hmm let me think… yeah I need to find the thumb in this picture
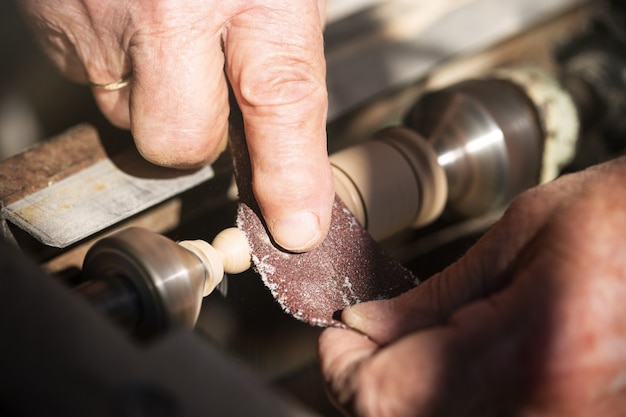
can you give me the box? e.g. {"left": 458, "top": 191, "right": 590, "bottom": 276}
{"left": 322, "top": 249, "right": 555, "bottom": 417}
{"left": 320, "top": 279, "right": 547, "bottom": 417}
{"left": 224, "top": 2, "right": 334, "bottom": 252}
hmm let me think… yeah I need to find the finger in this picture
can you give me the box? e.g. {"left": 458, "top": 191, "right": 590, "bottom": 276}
{"left": 323, "top": 274, "right": 549, "bottom": 417}
{"left": 91, "top": 85, "right": 132, "bottom": 129}
{"left": 342, "top": 175, "right": 584, "bottom": 344}
{"left": 224, "top": 1, "right": 334, "bottom": 252}
{"left": 84, "top": 17, "right": 133, "bottom": 129}
{"left": 128, "top": 10, "right": 229, "bottom": 168}
{"left": 359, "top": 313, "right": 529, "bottom": 417}
{"left": 320, "top": 323, "right": 495, "bottom": 417}
{"left": 318, "top": 328, "right": 378, "bottom": 412}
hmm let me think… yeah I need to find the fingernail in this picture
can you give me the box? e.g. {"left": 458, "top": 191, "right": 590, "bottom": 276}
{"left": 343, "top": 300, "right": 393, "bottom": 330}
{"left": 343, "top": 300, "right": 391, "bottom": 321}
{"left": 271, "top": 210, "right": 322, "bottom": 252}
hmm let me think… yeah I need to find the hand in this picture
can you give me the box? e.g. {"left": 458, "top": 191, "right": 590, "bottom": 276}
{"left": 17, "top": 0, "right": 334, "bottom": 252}
{"left": 319, "top": 157, "right": 626, "bottom": 417}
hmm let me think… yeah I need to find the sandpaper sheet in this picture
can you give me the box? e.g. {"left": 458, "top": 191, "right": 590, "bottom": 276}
{"left": 229, "top": 119, "right": 418, "bottom": 327}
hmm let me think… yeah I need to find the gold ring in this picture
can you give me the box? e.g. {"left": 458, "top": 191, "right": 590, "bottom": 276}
{"left": 89, "top": 75, "right": 131, "bottom": 91}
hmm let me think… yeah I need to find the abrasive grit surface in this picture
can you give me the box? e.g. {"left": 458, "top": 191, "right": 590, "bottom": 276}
{"left": 229, "top": 119, "right": 418, "bottom": 327}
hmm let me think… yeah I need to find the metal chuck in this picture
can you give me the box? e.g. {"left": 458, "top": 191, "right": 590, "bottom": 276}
{"left": 79, "top": 227, "right": 250, "bottom": 339}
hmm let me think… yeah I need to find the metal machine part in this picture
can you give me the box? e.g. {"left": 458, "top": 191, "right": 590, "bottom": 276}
{"left": 79, "top": 227, "right": 250, "bottom": 338}
{"left": 80, "top": 227, "right": 207, "bottom": 337}
{"left": 79, "top": 66, "right": 580, "bottom": 336}
{"left": 406, "top": 78, "right": 542, "bottom": 217}
{"left": 405, "top": 69, "right": 579, "bottom": 217}
{"left": 333, "top": 67, "right": 578, "bottom": 235}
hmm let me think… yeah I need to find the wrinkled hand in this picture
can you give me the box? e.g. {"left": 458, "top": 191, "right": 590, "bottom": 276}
{"left": 17, "top": 0, "right": 334, "bottom": 252}
{"left": 320, "top": 157, "right": 626, "bottom": 417}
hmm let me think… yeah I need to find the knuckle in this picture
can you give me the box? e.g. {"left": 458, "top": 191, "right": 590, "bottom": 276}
{"left": 238, "top": 60, "right": 327, "bottom": 114}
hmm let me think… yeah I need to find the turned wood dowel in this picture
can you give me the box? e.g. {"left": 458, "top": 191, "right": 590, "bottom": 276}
{"left": 179, "top": 227, "right": 252, "bottom": 297}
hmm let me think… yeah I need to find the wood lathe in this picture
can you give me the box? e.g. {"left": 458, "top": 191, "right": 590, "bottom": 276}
{"left": 2, "top": 1, "right": 626, "bottom": 415}
{"left": 78, "top": 64, "right": 581, "bottom": 337}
